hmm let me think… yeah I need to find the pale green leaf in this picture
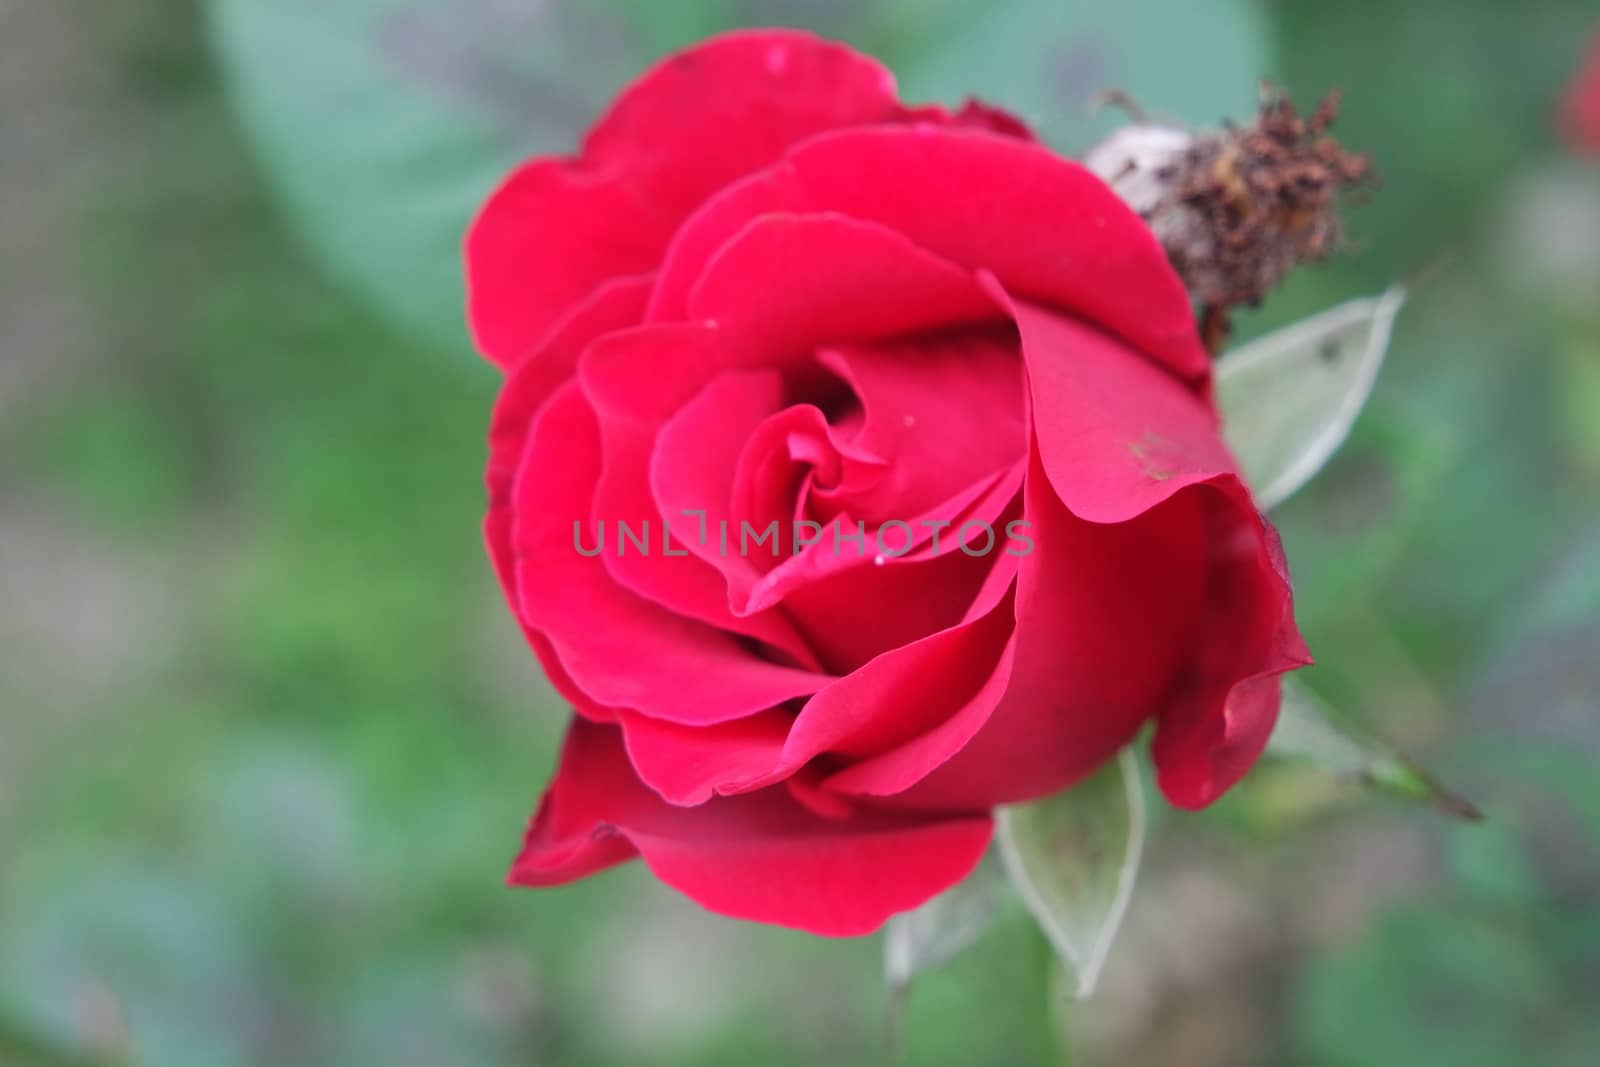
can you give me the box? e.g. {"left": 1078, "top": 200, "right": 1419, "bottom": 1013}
{"left": 995, "top": 749, "right": 1145, "bottom": 999}
{"left": 1217, "top": 286, "right": 1407, "bottom": 510}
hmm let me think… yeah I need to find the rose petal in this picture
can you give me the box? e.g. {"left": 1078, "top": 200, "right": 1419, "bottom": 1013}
{"left": 617, "top": 708, "right": 794, "bottom": 807}
{"left": 782, "top": 585, "right": 1016, "bottom": 773}
{"left": 619, "top": 577, "right": 1017, "bottom": 805}
{"left": 782, "top": 534, "right": 1008, "bottom": 675}
{"left": 465, "top": 30, "right": 906, "bottom": 367}
{"left": 1150, "top": 499, "right": 1311, "bottom": 807}
{"left": 987, "top": 277, "right": 1234, "bottom": 521}
{"left": 818, "top": 636, "right": 1017, "bottom": 801}
{"left": 811, "top": 330, "right": 1024, "bottom": 522}
{"left": 510, "top": 719, "right": 994, "bottom": 936}
{"left": 649, "top": 367, "right": 796, "bottom": 576}
{"left": 732, "top": 461, "right": 1023, "bottom": 638}
{"left": 684, "top": 211, "right": 1000, "bottom": 348}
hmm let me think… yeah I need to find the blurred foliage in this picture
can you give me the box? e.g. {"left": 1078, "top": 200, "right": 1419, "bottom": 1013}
{"left": 2, "top": 1, "right": 1598, "bottom": 1065}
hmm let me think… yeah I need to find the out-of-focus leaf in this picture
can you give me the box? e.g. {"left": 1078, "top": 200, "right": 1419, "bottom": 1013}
{"left": 884, "top": 856, "right": 1003, "bottom": 1000}
{"left": 994, "top": 749, "right": 1145, "bottom": 999}
{"left": 206, "top": 0, "right": 647, "bottom": 358}
{"left": 1217, "top": 286, "right": 1407, "bottom": 510}
{"left": 895, "top": 0, "right": 1268, "bottom": 150}
{"left": 1267, "top": 677, "right": 1480, "bottom": 820}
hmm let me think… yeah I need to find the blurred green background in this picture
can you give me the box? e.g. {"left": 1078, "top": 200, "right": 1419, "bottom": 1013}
{"left": 2, "top": 1, "right": 1597, "bottom": 1064}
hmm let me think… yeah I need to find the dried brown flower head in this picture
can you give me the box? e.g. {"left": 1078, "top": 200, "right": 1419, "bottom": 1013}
{"left": 1085, "top": 85, "right": 1377, "bottom": 353}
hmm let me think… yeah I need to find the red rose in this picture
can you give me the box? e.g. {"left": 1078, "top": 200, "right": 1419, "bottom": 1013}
{"left": 1563, "top": 32, "right": 1600, "bottom": 156}
{"left": 468, "top": 30, "right": 1308, "bottom": 935}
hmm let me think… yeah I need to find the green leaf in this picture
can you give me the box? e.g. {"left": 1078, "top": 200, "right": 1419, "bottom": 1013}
{"left": 894, "top": 0, "right": 1269, "bottom": 150}
{"left": 1268, "top": 677, "right": 1480, "bottom": 820}
{"left": 206, "top": 0, "right": 651, "bottom": 358}
{"left": 1216, "top": 285, "right": 1407, "bottom": 510}
{"left": 884, "top": 856, "right": 1002, "bottom": 996}
{"left": 994, "top": 749, "right": 1145, "bottom": 999}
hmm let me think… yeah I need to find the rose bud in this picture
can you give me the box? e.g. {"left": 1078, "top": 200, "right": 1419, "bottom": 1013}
{"left": 467, "top": 30, "right": 1308, "bottom": 935}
